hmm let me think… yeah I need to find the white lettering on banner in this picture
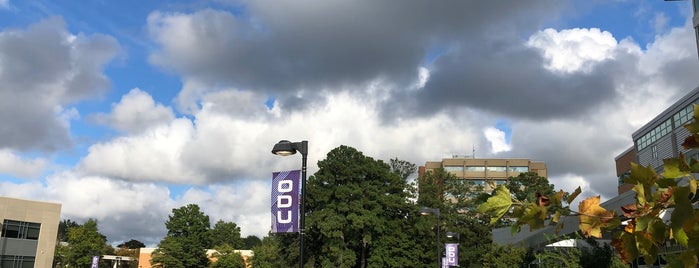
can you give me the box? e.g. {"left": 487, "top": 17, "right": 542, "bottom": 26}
{"left": 278, "top": 180, "right": 293, "bottom": 192}
{"left": 446, "top": 246, "right": 456, "bottom": 263}
{"left": 278, "top": 195, "right": 292, "bottom": 208}
{"left": 277, "top": 211, "right": 292, "bottom": 223}
{"left": 276, "top": 179, "right": 294, "bottom": 224}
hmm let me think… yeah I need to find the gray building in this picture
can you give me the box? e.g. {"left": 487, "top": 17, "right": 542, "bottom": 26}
{"left": 631, "top": 85, "right": 699, "bottom": 172}
{"left": 1, "top": 196, "right": 61, "bottom": 268}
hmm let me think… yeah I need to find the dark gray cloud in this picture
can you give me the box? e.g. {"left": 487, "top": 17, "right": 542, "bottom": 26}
{"left": 147, "top": 1, "right": 567, "bottom": 113}
{"left": 403, "top": 42, "right": 619, "bottom": 120}
{"left": 0, "top": 17, "right": 119, "bottom": 151}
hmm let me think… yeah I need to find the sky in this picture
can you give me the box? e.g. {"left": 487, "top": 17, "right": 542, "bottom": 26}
{"left": 1, "top": 0, "right": 699, "bottom": 247}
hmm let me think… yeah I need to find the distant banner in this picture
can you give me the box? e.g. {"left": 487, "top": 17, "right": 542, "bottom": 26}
{"left": 271, "top": 170, "right": 300, "bottom": 233}
{"left": 91, "top": 256, "right": 100, "bottom": 268}
{"left": 445, "top": 243, "right": 458, "bottom": 266}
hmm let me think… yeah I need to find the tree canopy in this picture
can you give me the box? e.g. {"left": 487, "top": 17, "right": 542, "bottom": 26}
{"left": 152, "top": 204, "right": 211, "bottom": 268}
{"left": 64, "top": 219, "right": 112, "bottom": 267}
{"left": 305, "top": 146, "right": 425, "bottom": 267}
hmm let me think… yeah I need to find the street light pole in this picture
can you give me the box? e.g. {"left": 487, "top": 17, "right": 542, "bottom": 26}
{"left": 272, "top": 140, "right": 308, "bottom": 268}
{"left": 419, "top": 207, "right": 441, "bottom": 268}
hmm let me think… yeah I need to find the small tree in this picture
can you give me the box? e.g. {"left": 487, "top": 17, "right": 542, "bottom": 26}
{"left": 209, "top": 244, "right": 246, "bottom": 268}
{"left": 152, "top": 204, "right": 211, "bottom": 268}
{"left": 117, "top": 239, "right": 146, "bottom": 249}
{"left": 64, "top": 219, "right": 112, "bottom": 267}
{"left": 209, "top": 220, "right": 244, "bottom": 249}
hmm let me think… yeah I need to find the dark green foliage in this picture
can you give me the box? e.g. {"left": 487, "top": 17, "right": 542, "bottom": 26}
{"left": 152, "top": 204, "right": 211, "bottom": 268}
{"left": 57, "top": 219, "right": 80, "bottom": 242}
{"left": 117, "top": 239, "right": 146, "bottom": 249}
{"left": 242, "top": 235, "right": 262, "bottom": 249}
{"left": 504, "top": 172, "right": 555, "bottom": 203}
{"left": 481, "top": 244, "right": 527, "bottom": 267}
{"left": 209, "top": 244, "right": 246, "bottom": 268}
{"left": 305, "top": 146, "right": 423, "bottom": 267}
{"left": 210, "top": 220, "right": 244, "bottom": 249}
{"left": 64, "top": 219, "right": 113, "bottom": 267}
{"left": 534, "top": 247, "right": 582, "bottom": 268}
{"left": 250, "top": 234, "right": 294, "bottom": 268}
{"left": 579, "top": 239, "right": 616, "bottom": 268}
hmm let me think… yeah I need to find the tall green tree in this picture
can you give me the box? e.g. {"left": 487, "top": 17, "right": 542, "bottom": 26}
{"left": 64, "top": 219, "right": 112, "bottom": 267}
{"left": 117, "top": 239, "right": 146, "bottom": 249}
{"left": 209, "top": 220, "right": 244, "bottom": 249}
{"left": 242, "top": 235, "right": 262, "bottom": 249}
{"left": 57, "top": 219, "right": 81, "bottom": 242}
{"left": 418, "top": 167, "right": 496, "bottom": 267}
{"left": 250, "top": 235, "right": 289, "bottom": 268}
{"left": 504, "top": 172, "right": 555, "bottom": 202}
{"left": 152, "top": 204, "right": 211, "bottom": 268}
{"left": 305, "top": 146, "right": 424, "bottom": 268}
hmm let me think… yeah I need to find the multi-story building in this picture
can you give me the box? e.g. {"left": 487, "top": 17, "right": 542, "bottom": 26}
{"left": 0, "top": 196, "right": 61, "bottom": 268}
{"left": 615, "top": 85, "right": 699, "bottom": 193}
{"left": 419, "top": 156, "right": 547, "bottom": 192}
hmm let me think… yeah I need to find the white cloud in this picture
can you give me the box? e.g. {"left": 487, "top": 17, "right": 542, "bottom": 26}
{"left": 92, "top": 88, "right": 175, "bottom": 134}
{"left": 527, "top": 28, "right": 619, "bottom": 74}
{"left": 0, "top": 149, "right": 47, "bottom": 178}
{"left": 483, "top": 127, "right": 511, "bottom": 154}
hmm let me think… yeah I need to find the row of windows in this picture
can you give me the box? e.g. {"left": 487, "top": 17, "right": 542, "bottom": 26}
{"left": 1, "top": 220, "right": 41, "bottom": 240}
{"left": 0, "top": 256, "right": 35, "bottom": 268}
{"left": 636, "top": 104, "right": 696, "bottom": 151}
{"left": 461, "top": 179, "right": 506, "bottom": 186}
{"left": 444, "top": 166, "right": 529, "bottom": 172}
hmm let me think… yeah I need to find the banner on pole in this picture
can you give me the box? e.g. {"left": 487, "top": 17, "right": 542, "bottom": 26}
{"left": 445, "top": 243, "right": 458, "bottom": 266}
{"left": 271, "top": 170, "right": 300, "bottom": 233}
{"left": 91, "top": 256, "right": 100, "bottom": 268}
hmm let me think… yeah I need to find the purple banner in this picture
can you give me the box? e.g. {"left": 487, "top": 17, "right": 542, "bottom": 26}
{"left": 91, "top": 256, "right": 100, "bottom": 268}
{"left": 445, "top": 243, "right": 458, "bottom": 266}
{"left": 271, "top": 170, "right": 300, "bottom": 233}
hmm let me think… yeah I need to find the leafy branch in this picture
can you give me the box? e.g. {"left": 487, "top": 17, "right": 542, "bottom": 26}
{"left": 479, "top": 104, "right": 699, "bottom": 268}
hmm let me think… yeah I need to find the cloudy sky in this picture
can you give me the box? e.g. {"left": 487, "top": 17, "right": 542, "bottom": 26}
{"left": 1, "top": 0, "right": 699, "bottom": 246}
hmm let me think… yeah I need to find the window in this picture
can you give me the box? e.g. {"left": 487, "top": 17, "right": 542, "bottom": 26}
{"left": 495, "top": 180, "right": 507, "bottom": 185}
{"left": 636, "top": 118, "right": 673, "bottom": 151}
{"left": 465, "top": 166, "right": 485, "bottom": 172}
{"left": 0, "top": 256, "right": 35, "bottom": 268}
{"left": 444, "top": 166, "right": 464, "bottom": 172}
{"left": 467, "top": 179, "right": 485, "bottom": 186}
{"left": 652, "top": 145, "right": 658, "bottom": 159}
{"left": 508, "top": 166, "right": 529, "bottom": 172}
{"left": 486, "top": 166, "right": 506, "bottom": 172}
{"left": 1, "top": 220, "right": 41, "bottom": 240}
{"left": 673, "top": 105, "right": 693, "bottom": 129}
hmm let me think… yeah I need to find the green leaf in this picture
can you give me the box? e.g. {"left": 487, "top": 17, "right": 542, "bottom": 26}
{"left": 632, "top": 183, "right": 646, "bottom": 206}
{"left": 673, "top": 227, "right": 689, "bottom": 247}
{"left": 662, "top": 158, "right": 689, "bottom": 179}
{"left": 690, "top": 177, "right": 697, "bottom": 197}
{"left": 477, "top": 185, "right": 513, "bottom": 226}
{"left": 634, "top": 231, "right": 657, "bottom": 265}
{"left": 566, "top": 186, "right": 581, "bottom": 204}
{"left": 670, "top": 186, "right": 693, "bottom": 230}
{"left": 628, "top": 163, "right": 657, "bottom": 186}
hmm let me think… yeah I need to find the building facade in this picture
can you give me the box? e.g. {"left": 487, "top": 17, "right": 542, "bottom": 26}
{"left": 420, "top": 157, "right": 547, "bottom": 192}
{"left": 0, "top": 196, "right": 61, "bottom": 268}
{"left": 631, "top": 86, "right": 699, "bottom": 172}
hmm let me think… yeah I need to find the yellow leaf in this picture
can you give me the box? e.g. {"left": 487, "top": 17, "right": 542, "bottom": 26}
{"left": 578, "top": 196, "right": 616, "bottom": 238}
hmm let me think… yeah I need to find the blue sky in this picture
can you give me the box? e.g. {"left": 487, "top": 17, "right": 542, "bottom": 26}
{"left": 1, "top": 0, "right": 698, "bottom": 246}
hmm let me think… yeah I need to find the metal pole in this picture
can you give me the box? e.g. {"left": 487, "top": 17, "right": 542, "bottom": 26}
{"left": 299, "top": 141, "right": 308, "bottom": 268}
{"left": 437, "top": 212, "right": 441, "bottom": 268}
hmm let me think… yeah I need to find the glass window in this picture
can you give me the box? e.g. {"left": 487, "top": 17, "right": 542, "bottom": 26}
{"left": 487, "top": 166, "right": 506, "bottom": 172}
{"left": 508, "top": 166, "right": 529, "bottom": 172}
{"left": 495, "top": 180, "right": 507, "bottom": 185}
{"left": 465, "top": 166, "right": 485, "bottom": 172}
{"left": 1, "top": 220, "right": 41, "bottom": 240}
{"left": 444, "top": 166, "right": 464, "bottom": 172}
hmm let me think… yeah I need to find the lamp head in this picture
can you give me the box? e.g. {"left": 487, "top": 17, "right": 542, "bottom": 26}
{"left": 272, "top": 140, "right": 297, "bottom": 156}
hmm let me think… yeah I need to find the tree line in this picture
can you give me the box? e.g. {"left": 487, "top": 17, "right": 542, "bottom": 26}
{"left": 55, "top": 144, "right": 624, "bottom": 267}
